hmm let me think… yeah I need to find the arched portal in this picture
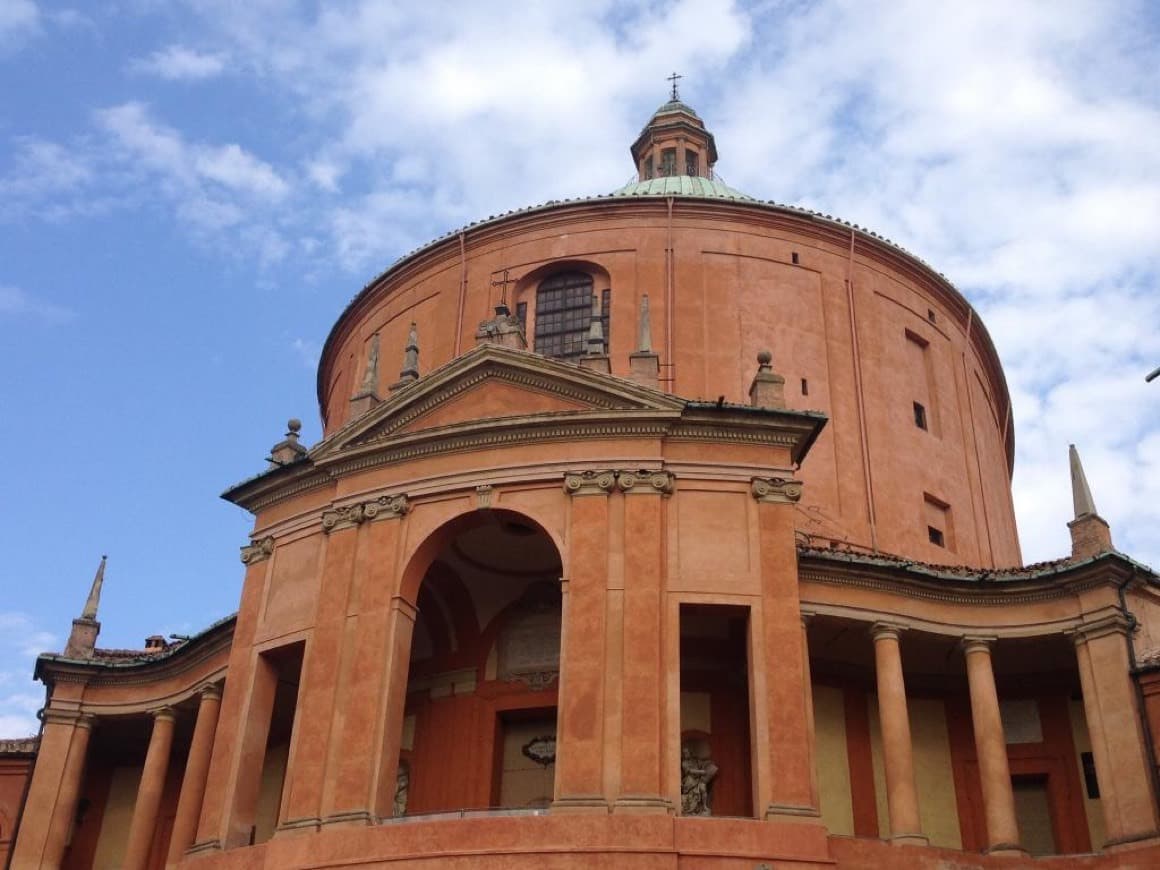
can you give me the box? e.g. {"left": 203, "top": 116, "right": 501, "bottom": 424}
{"left": 392, "top": 509, "right": 563, "bottom": 817}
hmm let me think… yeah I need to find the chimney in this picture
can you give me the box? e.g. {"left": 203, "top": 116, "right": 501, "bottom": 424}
{"left": 144, "top": 635, "right": 168, "bottom": 652}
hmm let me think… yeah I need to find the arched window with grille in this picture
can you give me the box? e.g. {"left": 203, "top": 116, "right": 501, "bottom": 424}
{"left": 532, "top": 272, "right": 609, "bottom": 361}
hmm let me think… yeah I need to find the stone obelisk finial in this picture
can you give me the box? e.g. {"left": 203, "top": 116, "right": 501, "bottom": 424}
{"left": 350, "top": 333, "right": 382, "bottom": 417}
{"left": 392, "top": 323, "right": 420, "bottom": 390}
{"left": 579, "top": 290, "right": 611, "bottom": 374}
{"left": 65, "top": 555, "right": 106, "bottom": 658}
{"left": 268, "top": 418, "right": 308, "bottom": 467}
{"left": 1067, "top": 444, "right": 1112, "bottom": 560}
{"left": 628, "top": 293, "right": 660, "bottom": 389}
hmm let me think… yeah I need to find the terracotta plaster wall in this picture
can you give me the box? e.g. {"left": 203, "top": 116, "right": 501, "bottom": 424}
{"left": 0, "top": 754, "right": 34, "bottom": 866}
{"left": 318, "top": 200, "right": 1017, "bottom": 568}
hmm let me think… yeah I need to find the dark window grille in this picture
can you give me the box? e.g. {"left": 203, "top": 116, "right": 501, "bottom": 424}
{"left": 535, "top": 272, "right": 596, "bottom": 361}
{"left": 659, "top": 148, "right": 677, "bottom": 177}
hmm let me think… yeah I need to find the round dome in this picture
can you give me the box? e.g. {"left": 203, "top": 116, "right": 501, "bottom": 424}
{"left": 611, "top": 175, "right": 755, "bottom": 200}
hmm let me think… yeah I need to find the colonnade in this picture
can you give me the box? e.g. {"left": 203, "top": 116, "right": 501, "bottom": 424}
{"left": 9, "top": 683, "right": 222, "bottom": 870}
{"left": 863, "top": 619, "right": 1158, "bottom": 853}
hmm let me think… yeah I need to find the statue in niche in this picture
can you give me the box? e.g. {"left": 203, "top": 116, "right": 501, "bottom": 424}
{"left": 393, "top": 762, "right": 409, "bottom": 817}
{"left": 680, "top": 746, "right": 719, "bottom": 816}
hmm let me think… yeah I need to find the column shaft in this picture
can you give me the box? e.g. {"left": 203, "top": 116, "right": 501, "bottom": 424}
{"left": 166, "top": 687, "right": 222, "bottom": 868}
{"left": 871, "top": 625, "right": 925, "bottom": 844}
{"left": 963, "top": 638, "right": 1021, "bottom": 853}
{"left": 123, "top": 709, "right": 177, "bottom": 870}
{"left": 554, "top": 490, "right": 609, "bottom": 810}
{"left": 1075, "top": 625, "right": 1160, "bottom": 844}
{"left": 31, "top": 714, "right": 94, "bottom": 870}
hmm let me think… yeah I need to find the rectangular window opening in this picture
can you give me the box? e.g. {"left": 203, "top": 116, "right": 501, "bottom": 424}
{"left": 660, "top": 148, "right": 677, "bottom": 177}
{"left": 791, "top": 251, "right": 800, "bottom": 265}
{"left": 679, "top": 603, "right": 753, "bottom": 818}
{"left": 923, "top": 493, "right": 954, "bottom": 552}
{"left": 913, "top": 401, "right": 927, "bottom": 430}
{"left": 1080, "top": 751, "right": 1100, "bottom": 799}
{"left": 928, "top": 526, "right": 945, "bottom": 547}
{"left": 685, "top": 150, "right": 699, "bottom": 177}
{"left": 927, "top": 308, "right": 937, "bottom": 323}
{"left": 801, "top": 378, "right": 809, "bottom": 396}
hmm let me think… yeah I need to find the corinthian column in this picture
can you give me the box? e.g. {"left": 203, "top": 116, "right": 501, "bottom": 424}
{"left": 962, "top": 637, "right": 1022, "bottom": 854}
{"left": 167, "top": 685, "right": 222, "bottom": 867}
{"left": 871, "top": 623, "right": 925, "bottom": 845}
{"left": 123, "top": 707, "right": 177, "bottom": 870}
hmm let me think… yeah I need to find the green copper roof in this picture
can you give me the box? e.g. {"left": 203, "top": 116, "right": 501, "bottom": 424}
{"left": 651, "top": 99, "right": 700, "bottom": 119}
{"left": 611, "top": 175, "right": 755, "bottom": 201}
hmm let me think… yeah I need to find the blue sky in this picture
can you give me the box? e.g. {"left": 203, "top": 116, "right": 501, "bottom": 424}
{"left": 1, "top": 0, "right": 1158, "bottom": 736}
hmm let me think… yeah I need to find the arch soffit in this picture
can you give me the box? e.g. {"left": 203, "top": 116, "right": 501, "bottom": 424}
{"left": 399, "top": 505, "right": 566, "bottom": 608}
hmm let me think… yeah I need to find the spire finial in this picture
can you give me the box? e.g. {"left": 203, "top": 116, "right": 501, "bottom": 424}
{"left": 638, "top": 294, "right": 652, "bottom": 353}
{"left": 359, "top": 333, "right": 380, "bottom": 394}
{"left": 667, "top": 71, "right": 683, "bottom": 101}
{"left": 1069, "top": 443, "right": 1097, "bottom": 519}
{"left": 399, "top": 322, "right": 419, "bottom": 382}
{"left": 80, "top": 555, "right": 107, "bottom": 620}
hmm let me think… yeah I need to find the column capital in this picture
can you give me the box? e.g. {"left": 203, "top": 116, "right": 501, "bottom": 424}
{"left": 240, "top": 536, "right": 274, "bottom": 565}
{"left": 41, "top": 708, "right": 95, "bottom": 728}
{"left": 150, "top": 706, "right": 177, "bottom": 723}
{"left": 1069, "top": 613, "right": 1132, "bottom": 645}
{"left": 616, "top": 468, "right": 675, "bottom": 495}
{"left": 563, "top": 470, "right": 617, "bottom": 496}
{"left": 751, "top": 476, "right": 803, "bottom": 504}
{"left": 198, "top": 682, "right": 223, "bottom": 702}
{"left": 961, "top": 635, "right": 998, "bottom": 654}
{"left": 870, "top": 621, "right": 908, "bottom": 642}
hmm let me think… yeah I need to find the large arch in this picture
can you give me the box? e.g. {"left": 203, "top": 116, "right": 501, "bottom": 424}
{"left": 385, "top": 508, "right": 565, "bottom": 818}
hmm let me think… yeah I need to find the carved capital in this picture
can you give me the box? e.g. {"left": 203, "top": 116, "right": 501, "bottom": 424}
{"left": 322, "top": 503, "right": 365, "bottom": 533}
{"left": 362, "top": 493, "right": 409, "bottom": 522}
{"left": 751, "top": 476, "right": 804, "bottom": 504}
{"left": 476, "top": 485, "right": 494, "bottom": 509}
{"left": 870, "top": 621, "right": 907, "bottom": 642}
{"left": 151, "top": 706, "right": 177, "bottom": 723}
{"left": 42, "top": 709, "right": 94, "bottom": 728}
{"left": 198, "top": 682, "right": 223, "bottom": 702}
{"left": 240, "top": 536, "right": 275, "bottom": 565}
{"left": 563, "top": 470, "right": 617, "bottom": 496}
{"left": 616, "top": 469, "right": 675, "bottom": 495}
{"left": 961, "top": 635, "right": 998, "bottom": 655}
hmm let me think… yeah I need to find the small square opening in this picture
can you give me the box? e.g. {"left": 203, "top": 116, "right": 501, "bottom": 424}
{"left": 801, "top": 378, "right": 809, "bottom": 396}
{"left": 913, "top": 401, "right": 928, "bottom": 430}
{"left": 928, "top": 526, "right": 945, "bottom": 547}
{"left": 927, "top": 308, "right": 936, "bottom": 322}
{"left": 791, "top": 252, "right": 800, "bottom": 265}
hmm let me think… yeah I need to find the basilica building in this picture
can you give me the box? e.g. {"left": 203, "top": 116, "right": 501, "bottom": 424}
{"left": 5, "top": 95, "right": 1160, "bottom": 870}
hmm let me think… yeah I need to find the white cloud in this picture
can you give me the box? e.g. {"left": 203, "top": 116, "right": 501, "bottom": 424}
{"left": 0, "top": 286, "right": 76, "bottom": 323}
{"left": 0, "top": 611, "right": 54, "bottom": 737}
{"left": 0, "top": 0, "right": 38, "bottom": 48}
{"left": 131, "top": 44, "right": 229, "bottom": 80}
{"left": 291, "top": 337, "right": 321, "bottom": 368}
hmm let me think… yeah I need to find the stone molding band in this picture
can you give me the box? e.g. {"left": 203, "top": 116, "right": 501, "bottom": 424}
{"left": 751, "top": 476, "right": 804, "bottom": 504}
{"left": 322, "top": 493, "right": 410, "bottom": 533}
{"left": 563, "top": 469, "right": 675, "bottom": 496}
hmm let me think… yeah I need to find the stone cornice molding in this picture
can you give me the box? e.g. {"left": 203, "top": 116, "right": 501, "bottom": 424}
{"left": 1069, "top": 613, "right": 1133, "bottom": 645}
{"left": 322, "top": 493, "right": 409, "bottom": 533}
{"left": 240, "top": 536, "right": 274, "bottom": 565}
{"left": 751, "top": 476, "right": 804, "bottom": 504}
{"left": 961, "top": 635, "right": 998, "bottom": 655}
{"left": 798, "top": 562, "right": 1109, "bottom": 607}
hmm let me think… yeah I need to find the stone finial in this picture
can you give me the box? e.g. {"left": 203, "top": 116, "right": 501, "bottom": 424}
{"left": 81, "top": 554, "right": 106, "bottom": 620}
{"left": 476, "top": 301, "right": 528, "bottom": 350}
{"left": 391, "top": 322, "right": 420, "bottom": 390}
{"left": 269, "top": 418, "right": 308, "bottom": 467}
{"left": 1068, "top": 443, "right": 1112, "bottom": 560}
{"left": 748, "top": 349, "right": 786, "bottom": 409}
{"left": 628, "top": 293, "right": 660, "bottom": 389}
{"left": 350, "top": 334, "right": 382, "bottom": 417}
{"left": 579, "top": 290, "right": 611, "bottom": 374}
{"left": 638, "top": 293, "right": 652, "bottom": 353}
{"left": 65, "top": 555, "right": 106, "bottom": 658}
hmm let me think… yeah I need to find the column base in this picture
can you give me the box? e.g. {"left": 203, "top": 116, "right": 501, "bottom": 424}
{"left": 551, "top": 796, "right": 610, "bottom": 814}
{"left": 185, "top": 839, "right": 223, "bottom": 855}
{"left": 985, "top": 842, "right": 1028, "bottom": 857}
{"left": 764, "top": 802, "right": 821, "bottom": 823}
{"left": 274, "top": 816, "right": 321, "bottom": 836}
{"left": 611, "top": 796, "right": 672, "bottom": 814}
{"left": 889, "top": 833, "right": 929, "bottom": 847}
{"left": 1105, "top": 830, "right": 1160, "bottom": 852}
{"left": 320, "top": 810, "right": 374, "bottom": 829}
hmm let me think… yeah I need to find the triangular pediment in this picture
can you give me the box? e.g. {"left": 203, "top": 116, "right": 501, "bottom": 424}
{"left": 310, "top": 344, "right": 685, "bottom": 464}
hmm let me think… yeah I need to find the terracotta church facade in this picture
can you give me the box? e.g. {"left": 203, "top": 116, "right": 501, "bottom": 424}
{"left": 6, "top": 97, "right": 1160, "bottom": 870}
